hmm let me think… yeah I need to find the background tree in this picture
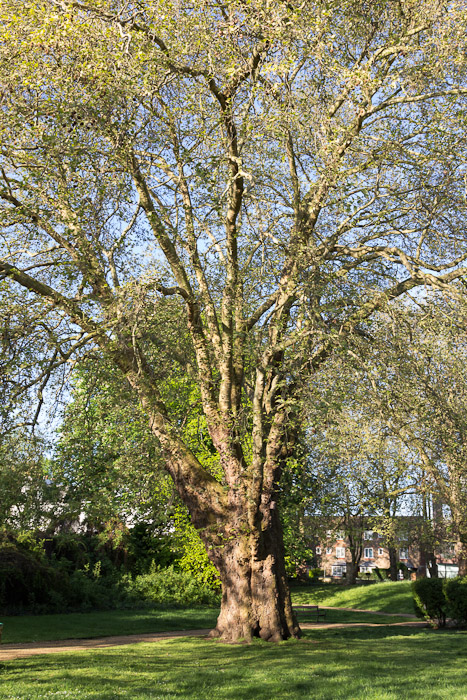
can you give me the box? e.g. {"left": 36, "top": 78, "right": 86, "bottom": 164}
{"left": 304, "top": 354, "right": 421, "bottom": 581}
{"left": 345, "top": 298, "right": 467, "bottom": 575}
{"left": 1, "top": 0, "right": 467, "bottom": 641}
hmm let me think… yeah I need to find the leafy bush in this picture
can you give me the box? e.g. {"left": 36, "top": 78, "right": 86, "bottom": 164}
{"left": 0, "top": 528, "right": 220, "bottom": 614}
{"left": 0, "top": 544, "right": 62, "bottom": 613}
{"left": 308, "top": 568, "right": 324, "bottom": 580}
{"left": 126, "top": 522, "right": 178, "bottom": 574}
{"left": 0, "top": 530, "right": 142, "bottom": 614}
{"left": 444, "top": 578, "right": 467, "bottom": 627}
{"left": 0, "top": 540, "right": 121, "bottom": 614}
{"left": 172, "top": 508, "right": 221, "bottom": 590}
{"left": 412, "top": 578, "right": 447, "bottom": 627}
{"left": 373, "top": 566, "right": 390, "bottom": 581}
{"left": 123, "top": 565, "right": 220, "bottom": 606}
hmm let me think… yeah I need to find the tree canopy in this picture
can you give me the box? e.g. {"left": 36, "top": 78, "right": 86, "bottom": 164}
{"left": 1, "top": 0, "right": 467, "bottom": 641}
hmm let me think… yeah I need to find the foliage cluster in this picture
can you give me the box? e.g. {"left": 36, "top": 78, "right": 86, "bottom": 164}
{"left": 412, "top": 577, "right": 467, "bottom": 628}
{"left": 0, "top": 527, "right": 219, "bottom": 615}
{"left": 122, "top": 564, "right": 220, "bottom": 607}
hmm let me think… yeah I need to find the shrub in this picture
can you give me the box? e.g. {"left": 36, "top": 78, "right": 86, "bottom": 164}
{"left": 444, "top": 578, "right": 467, "bottom": 627}
{"left": 374, "top": 566, "right": 390, "bottom": 581}
{"left": 412, "top": 578, "right": 447, "bottom": 627}
{"left": 0, "top": 544, "right": 62, "bottom": 613}
{"left": 0, "top": 528, "right": 220, "bottom": 614}
{"left": 172, "top": 508, "right": 221, "bottom": 590}
{"left": 308, "top": 568, "right": 324, "bottom": 580}
{"left": 123, "top": 564, "right": 220, "bottom": 606}
{"left": 126, "top": 522, "right": 178, "bottom": 574}
{"left": 64, "top": 569, "right": 113, "bottom": 612}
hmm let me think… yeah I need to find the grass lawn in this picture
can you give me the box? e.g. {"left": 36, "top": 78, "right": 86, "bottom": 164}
{"left": 0, "top": 608, "right": 220, "bottom": 644}
{"left": 296, "top": 607, "right": 410, "bottom": 625}
{"left": 1, "top": 605, "right": 411, "bottom": 644}
{"left": 0, "top": 627, "right": 466, "bottom": 700}
{"left": 291, "top": 580, "right": 415, "bottom": 615}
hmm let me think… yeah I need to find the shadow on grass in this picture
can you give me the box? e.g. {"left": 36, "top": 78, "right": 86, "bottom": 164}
{"left": 1, "top": 626, "right": 467, "bottom": 700}
{"left": 1, "top": 606, "right": 221, "bottom": 644}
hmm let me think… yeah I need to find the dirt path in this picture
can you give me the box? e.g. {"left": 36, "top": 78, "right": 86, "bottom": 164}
{"left": 0, "top": 615, "right": 427, "bottom": 662}
{"left": 0, "top": 629, "right": 212, "bottom": 661}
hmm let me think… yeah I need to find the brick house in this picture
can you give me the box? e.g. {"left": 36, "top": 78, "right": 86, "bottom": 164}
{"left": 313, "top": 526, "right": 459, "bottom": 579}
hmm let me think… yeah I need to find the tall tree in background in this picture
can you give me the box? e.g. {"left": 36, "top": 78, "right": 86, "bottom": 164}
{"left": 1, "top": 0, "right": 467, "bottom": 640}
{"left": 348, "top": 299, "right": 467, "bottom": 576}
{"left": 306, "top": 361, "right": 421, "bottom": 581}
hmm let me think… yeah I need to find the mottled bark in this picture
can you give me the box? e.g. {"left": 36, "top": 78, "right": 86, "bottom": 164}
{"left": 450, "top": 488, "right": 467, "bottom": 577}
{"left": 203, "top": 506, "right": 300, "bottom": 642}
{"left": 344, "top": 516, "right": 363, "bottom": 585}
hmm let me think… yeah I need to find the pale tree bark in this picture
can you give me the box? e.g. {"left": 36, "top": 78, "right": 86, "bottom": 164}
{"left": 2, "top": 0, "right": 467, "bottom": 641}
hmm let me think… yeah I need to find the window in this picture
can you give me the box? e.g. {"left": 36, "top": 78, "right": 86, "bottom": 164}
{"left": 336, "top": 530, "right": 345, "bottom": 540}
{"left": 332, "top": 565, "right": 346, "bottom": 577}
{"left": 399, "top": 548, "right": 408, "bottom": 560}
{"left": 316, "top": 546, "right": 321, "bottom": 555}
{"left": 326, "top": 530, "right": 332, "bottom": 538}
{"left": 364, "top": 547, "right": 373, "bottom": 558}
{"left": 326, "top": 547, "right": 332, "bottom": 555}
{"left": 360, "top": 565, "right": 372, "bottom": 573}
{"left": 441, "top": 543, "right": 456, "bottom": 557}
{"left": 336, "top": 547, "right": 346, "bottom": 559}
{"left": 378, "top": 548, "right": 384, "bottom": 556}
{"left": 437, "top": 564, "right": 459, "bottom": 579}
{"left": 364, "top": 531, "right": 373, "bottom": 540}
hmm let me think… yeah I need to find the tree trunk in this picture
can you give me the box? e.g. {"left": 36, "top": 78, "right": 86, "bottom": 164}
{"left": 118, "top": 346, "right": 301, "bottom": 642}
{"left": 456, "top": 540, "right": 467, "bottom": 577}
{"left": 388, "top": 546, "right": 398, "bottom": 581}
{"left": 346, "top": 560, "right": 359, "bottom": 585}
{"left": 201, "top": 506, "right": 300, "bottom": 642}
{"left": 427, "top": 553, "right": 439, "bottom": 579}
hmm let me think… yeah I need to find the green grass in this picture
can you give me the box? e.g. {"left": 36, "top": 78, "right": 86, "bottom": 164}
{"left": 296, "top": 608, "right": 410, "bottom": 625}
{"left": 0, "top": 607, "right": 220, "bottom": 644}
{"left": 1, "top": 605, "right": 411, "bottom": 644}
{"left": 291, "top": 581, "right": 415, "bottom": 615}
{"left": 1, "top": 627, "right": 466, "bottom": 700}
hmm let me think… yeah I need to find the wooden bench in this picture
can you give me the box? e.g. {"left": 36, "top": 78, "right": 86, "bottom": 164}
{"left": 293, "top": 605, "right": 327, "bottom": 622}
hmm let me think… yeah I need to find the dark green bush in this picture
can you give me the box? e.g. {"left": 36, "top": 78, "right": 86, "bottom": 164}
{"left": 444, "top": 578, "right": 467, "bottom": 627}
{"left": 0, "top": 545, "right": 62, "bottom": 613}
{"left": 0, "top": 528, "right": 220, "bottom": 614}
{"left": 126, "top": 523, "right": 178, "bottom": 574}
{"left": 412, "top": 577, "right": 447, "bottom": 627}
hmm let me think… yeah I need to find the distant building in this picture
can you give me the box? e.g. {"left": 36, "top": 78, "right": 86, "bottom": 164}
{"left": 311, "top": 523, "right": 459, "bottom": 579}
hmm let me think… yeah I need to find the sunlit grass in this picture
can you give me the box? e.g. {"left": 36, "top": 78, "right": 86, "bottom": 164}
{"left": 0, "top": 607, "right": 219, "bottom": 644}
{"left": 0, "top": 627, "right": 466, "bottom": 700}
{"left": 291, "top": 581, "right": 415, "bottom": 615}
{"left": 1, "top": 605, "right": 411, "bottom": 644}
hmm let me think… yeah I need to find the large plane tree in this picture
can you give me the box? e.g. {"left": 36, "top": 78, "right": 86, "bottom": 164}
{"left": 1, "top": 0, "right": 467, "bottom": 641}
